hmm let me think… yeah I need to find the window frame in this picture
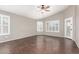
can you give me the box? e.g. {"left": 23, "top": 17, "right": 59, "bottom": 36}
{"left": 0, "top": 14, "right": 10, "bottom": 35}
{"left": 37, "top": 21, "right": 43, "bottom": 32}
{"left": 45, "top": 20, "right": 60, "bottom": 32}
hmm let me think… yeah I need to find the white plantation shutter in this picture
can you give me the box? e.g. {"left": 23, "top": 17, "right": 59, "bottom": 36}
{"left": 0, "top": 14, "right": 10, "bottom": 35}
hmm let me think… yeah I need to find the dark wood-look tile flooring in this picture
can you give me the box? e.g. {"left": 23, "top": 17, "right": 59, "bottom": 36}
{"left": 0, "top": 35, "right": 79, "bottom": 54}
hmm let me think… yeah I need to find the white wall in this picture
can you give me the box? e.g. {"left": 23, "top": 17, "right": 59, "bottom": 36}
{"left": 75, "top": 6, "right": 79, "bottom": 48}
{"left": 0, "top": 10, "right": 36, "bottom": 43}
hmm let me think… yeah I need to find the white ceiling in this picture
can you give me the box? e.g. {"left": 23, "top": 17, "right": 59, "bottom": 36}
{"left": 0, "top": 5, "right": 69, "bottom": 20}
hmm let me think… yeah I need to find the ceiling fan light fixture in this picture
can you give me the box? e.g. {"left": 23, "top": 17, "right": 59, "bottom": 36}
{"left": 38, "top": 5, "right": 50, "bottom": 13}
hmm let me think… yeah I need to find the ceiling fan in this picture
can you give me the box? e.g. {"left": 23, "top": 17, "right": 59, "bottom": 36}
{"left": 38, "top": 5, "right": 50, "bottom": 13}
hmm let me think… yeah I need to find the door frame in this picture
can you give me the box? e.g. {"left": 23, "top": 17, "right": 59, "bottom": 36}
{"left": 64, "top": 16, "right": 73, "bottom": 39}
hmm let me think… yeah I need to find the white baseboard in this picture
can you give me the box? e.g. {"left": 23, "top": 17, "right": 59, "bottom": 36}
{"left": 0, "top": 33, "right": 36, "bottom": 43}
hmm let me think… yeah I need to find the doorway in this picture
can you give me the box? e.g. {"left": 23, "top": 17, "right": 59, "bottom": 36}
{"left": 64, "top": 17, "right": 73, "bottom": 39}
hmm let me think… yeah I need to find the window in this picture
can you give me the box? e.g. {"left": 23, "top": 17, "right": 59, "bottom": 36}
{"left": 0, "top": 14, "right": 10, "bottom": 35}
{"left": 46, "top": 20, "right": 59, "bottom": 32}
{"left": 37, "top": 21, "right": 43, "bottom": 32}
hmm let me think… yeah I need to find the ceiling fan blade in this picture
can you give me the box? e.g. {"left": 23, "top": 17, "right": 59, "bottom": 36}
{"left": 45, "top": 9, "right": 50, "bottom": 11}
{"left": 46, "top": 6, "right": 50, "bottom": 8}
